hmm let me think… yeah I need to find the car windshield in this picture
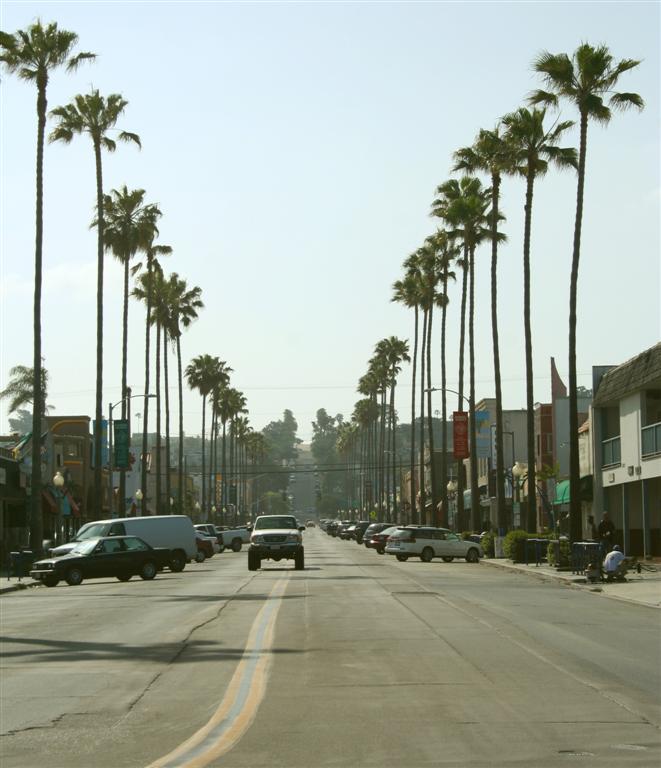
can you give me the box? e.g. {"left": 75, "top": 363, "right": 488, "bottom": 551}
{"left": 70, "top": 540, "right": 98, "bottom": 555}
{"left": 74, "top": 523, "right": 107, "bottom": 541}
{"left": 254, "top": 516, "right": 298, "bottom": 530}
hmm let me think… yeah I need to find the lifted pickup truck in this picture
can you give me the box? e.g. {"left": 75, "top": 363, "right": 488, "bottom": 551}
{"left": 248, "top": 515, "right": 305, "bottom": 571}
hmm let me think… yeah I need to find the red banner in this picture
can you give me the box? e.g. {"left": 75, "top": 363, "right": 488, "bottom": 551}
{"left": 453, "top": 411, "right": 469, "bottom": 459}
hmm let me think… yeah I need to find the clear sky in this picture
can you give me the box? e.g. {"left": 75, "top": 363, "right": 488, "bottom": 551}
{"left": 1, "top": 0, "right": 659, "bottom": 442}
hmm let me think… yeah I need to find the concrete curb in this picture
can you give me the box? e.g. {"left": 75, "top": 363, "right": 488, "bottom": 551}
{"left": 481, "top": 557, "right": 661, "bottom": 609}
{"left": 0, "top": 579, "right": 40, "bottom": 595}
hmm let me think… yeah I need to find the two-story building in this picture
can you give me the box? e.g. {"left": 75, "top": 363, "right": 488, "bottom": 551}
{"left": 592, "top": 343, "right": 661, "bottom": 557}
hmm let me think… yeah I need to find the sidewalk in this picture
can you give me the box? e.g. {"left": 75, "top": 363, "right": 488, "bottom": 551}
{"left": 482, "top": 557, "right": 661, "bottom": 609}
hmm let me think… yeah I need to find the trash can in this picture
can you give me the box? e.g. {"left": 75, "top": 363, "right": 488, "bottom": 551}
{"left": 9, "top": 550, "right": 34, "bottom": 581}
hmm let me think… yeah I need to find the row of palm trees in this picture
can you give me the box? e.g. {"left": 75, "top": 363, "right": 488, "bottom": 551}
{"left": 1, "top": 20, "right": 260, "bottom": 547}
{"left": 337, "top": 43, "right": 643, "bottom": 536}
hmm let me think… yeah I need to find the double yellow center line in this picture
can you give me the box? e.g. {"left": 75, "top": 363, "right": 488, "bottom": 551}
{"left": 147, "top": 577, "right": 289, "bottom": 768}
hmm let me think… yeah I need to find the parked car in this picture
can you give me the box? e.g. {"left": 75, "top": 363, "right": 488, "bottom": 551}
{"left": 306, "top": 520, "right": 316, "bottom": 527}
{"left": 385, "top": 527, "right": 483, "bottom": 563}
{"left": 340, "top": 524, "right": 356, "bottom": 540}
{"left": 30, "top": 536, "right": 172, "bottom": 587}
{"left": 49, "top": 515, "right": 196, "bottom": 571}
{"left": 335, "top": 521, "right": 353, "bottom": 539}
{"left": 352, "top": 521, "right": 372, "bottom": 544}
{"left": 365, "top": 525, "right": 401, "bottom": 554}
{"left": 248, "top": 514, "right": 305, "bottom": 571}
{"left": 195, "top": 524, "right": 225, "bottom": 551}
{"left": 194, "top": 531, "right": 217, "bottom": 562}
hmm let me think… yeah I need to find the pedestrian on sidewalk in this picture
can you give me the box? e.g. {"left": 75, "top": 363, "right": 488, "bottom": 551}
{"left": 597, "top": 512, "right": 616, "bottom": 552}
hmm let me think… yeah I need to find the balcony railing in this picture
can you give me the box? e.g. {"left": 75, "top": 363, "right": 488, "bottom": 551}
{"left": 642, "top": 422, "right": 661, "bottom": 457}
{"left": 601, "top": 436, "right": 621, "bottom": 467}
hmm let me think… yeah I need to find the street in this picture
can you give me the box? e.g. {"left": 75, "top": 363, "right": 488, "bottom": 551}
{"left": 1, "top": 529, "right": 660, "bottom": 768}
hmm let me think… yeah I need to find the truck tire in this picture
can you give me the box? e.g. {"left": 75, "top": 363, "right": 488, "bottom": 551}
{"left": 43, "top": 575, "right": 59, "bottom": 588}
{"left": 65, "top": 567, "right": 84, "bottom": 586}
{"left": 248, "top": 550, "right": 260, "bottom": 571}
{"left": 195, "top": 550, "right": 206, "bottom": 563}
{"left": 294, "top": 549, "right": 305, "bottom": 570}
{"left": 231, "top": 539, "right": 242, "bottom": 553}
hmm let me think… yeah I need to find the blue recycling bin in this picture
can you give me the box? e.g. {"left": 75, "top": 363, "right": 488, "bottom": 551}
{"left": 571, "top": 541, "right": 603, "bottom": 574}
{"left": 524, "top": 538, "right": 547, "bottom": 566}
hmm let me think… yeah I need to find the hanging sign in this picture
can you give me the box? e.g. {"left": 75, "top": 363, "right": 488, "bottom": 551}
{"left": 453, "top": 411, "right": 469, "bottom": 459}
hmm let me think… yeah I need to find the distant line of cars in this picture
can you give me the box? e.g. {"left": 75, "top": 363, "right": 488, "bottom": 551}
{"left": 320, "top": 519, "right": 483, "bottom": 563}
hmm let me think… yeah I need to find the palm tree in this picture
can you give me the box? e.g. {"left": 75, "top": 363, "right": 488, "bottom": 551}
{"left": 392, "top": 271, "right": 421, "bottom": 522}
{"left": 186, "top": 357, "right": 231, "bottom": 515}
{"left": 1, "top": 21, "right": 94, "bottom": 551}
{"left": 432, "top": 177, "right": 493, "bottom": 531}
{"left": 0, "top": 364, "right": 51, "bottom": 416}
{"left": 95, "top": 186, "right": 163, "bottom": 513}
{"left": 375, "top": 337, "right": 410, "bottom": 520}
{"left": 50, "top": 90, "right": 140, "bottom": 517}
{"left": 453, "top": 127, "right": 512, "bottom": 532}
{"left": 167, "top": 274, "right": 203, "bottom": 513}
{"left": 530, "top": 43, "right": 643, "bottom": 541}
{"left": 502, "top": 106, "right": 577, "bottom": 532}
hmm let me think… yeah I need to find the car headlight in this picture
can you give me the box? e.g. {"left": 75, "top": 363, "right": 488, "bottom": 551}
{"left": 252, "top": 535, "right": 264, "bottom": 544}
{"left": 286, "top": 534, "right": 300, "bottom": 543}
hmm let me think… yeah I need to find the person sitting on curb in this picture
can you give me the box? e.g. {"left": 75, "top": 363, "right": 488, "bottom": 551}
{"left": 603, "top": 544, "right": 627, "bottom": 582}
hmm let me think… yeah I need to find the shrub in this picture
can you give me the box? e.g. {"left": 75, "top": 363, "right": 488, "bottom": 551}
{"left": 503, "top": 530, "right": 531, "bottom": 562}
{"left": 480, "top": 530, "right": 495, "bottom": 558}
{"left": 547, "top": 539, "right": 571, "bottom": 568}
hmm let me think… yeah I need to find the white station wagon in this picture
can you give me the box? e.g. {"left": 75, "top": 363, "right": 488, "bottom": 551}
{"left": 385, "top": 526, "right": 482, "bottom": 563}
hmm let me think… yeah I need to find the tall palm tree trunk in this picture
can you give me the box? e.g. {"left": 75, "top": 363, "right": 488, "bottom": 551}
{"left": 222, "top": 420, "right": 227, "bottom": 517}
{"left": 468, "top": 245, "right": 479, "bottom": 531}
{"left": 440, "top": 270, "right": 449, "bottom": 526}
{"left": 93, "top": 139, "right": 104, "bottom": 518}
{"left": 419, "top": 310, "right": 428, "bottom": 523}
{"left": 410, "top": 306, "right": 418, "bottom": 523}
{"left": 457, "top": 246, "right": 469, "bottom": 528}
{"left": 155, "top": 320, "right": 162, "bottom": 515}
{"left": 176, "top": 335, "right": 184, "bottom": 514}
{"left": 118, "top": 256, "right": 130, "bottom": 516}
{"left": 379, "top": 392, "right": 386, "bottom": 518}
{"left": 30, "top": 77, "right": 47, "bottom": 552}
{"left": 568, "top": 112, "right": 588, "bottom": 543}
{"left": 390, "top": 381, "right": 397, "bottom": 520}
{"left": 200, "top": 395, "right": 206, "bottom": 514}
{"left": 523, "top": 168, "right": 538, "bottom": 531}
{"left": 490, "top": 176, "right": 507, "bottom": 532}
{"left": 426, "top": 302, "right": 437, "bottom": 524}
{"left": 141, "top": 256, "right": 152, "bottom": 514}
{"left": 163, "top": 328, "right": 171, "bottom": 512}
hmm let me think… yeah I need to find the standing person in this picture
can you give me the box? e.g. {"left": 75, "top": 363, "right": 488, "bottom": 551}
{"left": 597, "top": 512, "right": 616, "bottom": 552}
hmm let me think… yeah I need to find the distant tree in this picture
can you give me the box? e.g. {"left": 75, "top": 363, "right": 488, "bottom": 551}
{"left": 8, "top": 410, "right": 34, "bottom": 435}
{"left": 0, "top": 364, "right": 51, "bottom": 415}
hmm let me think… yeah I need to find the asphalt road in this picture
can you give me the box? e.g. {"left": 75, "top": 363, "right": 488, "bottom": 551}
{"left": 1, "top": 529, "right": 659, "bottom": 768}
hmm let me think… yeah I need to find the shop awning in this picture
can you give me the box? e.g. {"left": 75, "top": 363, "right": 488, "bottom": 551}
{"left": 554, "top": 480, "right": 570, "bottom": 505}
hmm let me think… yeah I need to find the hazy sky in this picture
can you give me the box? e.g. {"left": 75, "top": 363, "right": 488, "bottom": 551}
{"left": 1, "top": 1, "right": 659, "bottom": 442}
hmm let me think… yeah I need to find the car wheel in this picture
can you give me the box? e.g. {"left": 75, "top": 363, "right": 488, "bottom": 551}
{"left": 218, "top": 544, "right": 226, "bottom": 553}
{"left": 231, "top": 539, "right": 242, "bottom": 553}
{"left": 465, "top": 548, "right": 479, "bottom": 563}
{"left": 169, "top": 551, "right": 186, "bottom": 572}
{"left": 376, "top": 547, "right": 385, "bottom": 555}
{"left": 396, "top": 554, "right": 408, "bottom": 562}
{"left": 140, "top": 560, "right": 157, "bottom": 580}
{"left": 294, "top": 549, "right": 305, "bottom": 570}
{"left": 65, "top": 567, "right": 84, "bottom": 586}
{"left": 43, "top": 575, "right": 59, "bottom": 588}
{"left": 441, "top": 556, "right": 454, "bottom": 563}
{"left": 248, "top": 550, "right": 260, "bottom": 571}
{"left": 117, "top": 575, "right": 132, "bottom": 582}
{"left": 195, "top": 550, "right": 206, "bottom": 563}
{"left": 420, "top": 547, "right": 434, "bottom": 563}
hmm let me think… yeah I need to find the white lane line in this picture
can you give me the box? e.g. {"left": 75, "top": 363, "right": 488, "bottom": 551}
{"left": 146, "top": 576, "right": 289, "bottom": 768}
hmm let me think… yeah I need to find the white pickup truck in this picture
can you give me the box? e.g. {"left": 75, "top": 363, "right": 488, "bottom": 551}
{"left": 218, "top": 526, "right": 251, "bottom": 552}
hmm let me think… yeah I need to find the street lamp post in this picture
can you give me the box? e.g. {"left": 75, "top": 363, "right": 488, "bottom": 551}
{"left": 53, "top": 471, "right": 65, "bottom": 544}
{"left": 446, "top": 479, "right": 458, "bottom": 531}
{"left": 512, "top": 461, "right": 526, "bottom": 530}
{"left": 135, "top": 488, "right": 143, "bottom": 516}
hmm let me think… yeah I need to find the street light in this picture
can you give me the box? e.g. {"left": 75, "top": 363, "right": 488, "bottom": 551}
{"left": 108, "top": 392, "right": 156, "bottom": 517}
{"left": 211, "top": 504, "right": 217, "bottom": 523}
{"left": 135, "top": 488, "right": 143, "bottom": 517}
{"left": 170, "top": 496, "right": 174, "bottom": 514}
{"left": 53, "top": 471, "right": 65, "bottom": 543}
{"left": 447, "top": 479, "right": 458, "bottom": 530}
{"left": 511, "top": 461, "right": 526, "bottom": 529}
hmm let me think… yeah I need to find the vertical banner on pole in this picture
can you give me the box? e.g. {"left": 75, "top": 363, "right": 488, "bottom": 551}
{"left": 453, "top": 412, "right": 469, "bottom": 459}
{"left": 113, "top": 419, "right": 130, "bottom": 469}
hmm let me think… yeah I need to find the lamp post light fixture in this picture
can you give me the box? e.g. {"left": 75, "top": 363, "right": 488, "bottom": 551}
{"left": 169, "top": 496, "right": 175, "bottom": 514}
{"left": 211, "top": 504, "right": 217, "bottom": 523}
{"left": 53, "top": 471, "right": 65, "bottom": 544}
{"left": 194, "top": 501, "right": 201, "bottom": 522}
{"left": 511, "top": 461, "right": 526, "bottom": 530}
{"left": 446, "top": 479, "right": 458, "bottom": 531}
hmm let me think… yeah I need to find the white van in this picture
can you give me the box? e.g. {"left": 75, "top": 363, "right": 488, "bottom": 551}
{"left": 50, "top": 516, "right": 196, "bottom": 571}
